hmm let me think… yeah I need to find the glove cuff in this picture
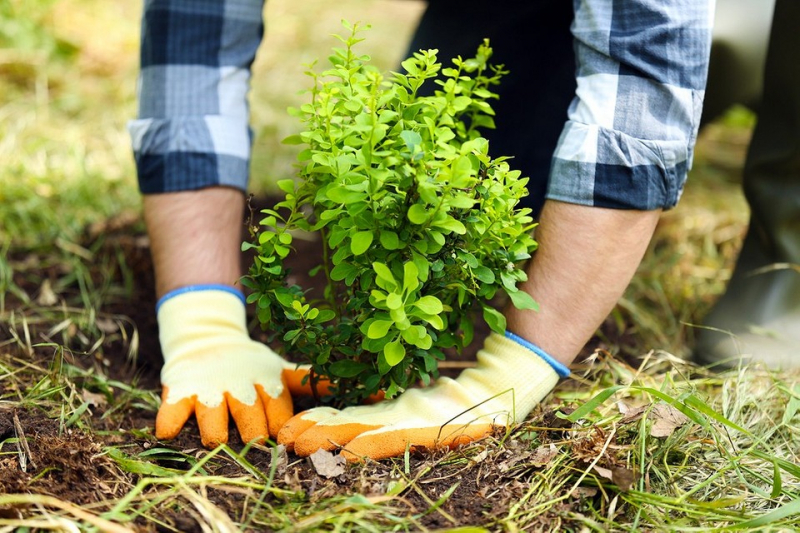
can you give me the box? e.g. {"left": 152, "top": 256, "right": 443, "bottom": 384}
{"left": 504, "top": 330, "right": 571, "bottom": 378}
{"left": 156, "top": 285, "right": 250, "bottom": 364}
{"left": 156, "top": 283, "right": 245, "bottom": 312}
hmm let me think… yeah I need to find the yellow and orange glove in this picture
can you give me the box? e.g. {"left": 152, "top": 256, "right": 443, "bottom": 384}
{"left": 155, "top": 285, "right": 327, "bottom": 448}
{"left": 278, "top": 332, "right": 570, "bottom": 462}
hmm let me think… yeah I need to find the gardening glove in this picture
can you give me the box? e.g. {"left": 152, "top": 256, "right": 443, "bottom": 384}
{"left": 278, "top": 332, "right": 570, "bottom": 461}
{"left": 155, "top": 285, "right": 330, "bottom": 448}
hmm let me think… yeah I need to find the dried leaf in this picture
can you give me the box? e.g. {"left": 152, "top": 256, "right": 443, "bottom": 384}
{"left": 309, "top": 449, "right": 345, "bottom": 478}
{"left": 81, "top": 390, "right": 107, "bottom": 408}
{"left": 619, "top": 404, "right": 649, "bottom": 424}
{"left": 95, "top": 318, "right": 119, "bottom": 334}
{"left": 617, "top": 400, "right": 647, "bottom": 415}
{"left": 270, "top": 444, "right": 288, "bottom": 476}
{"left": 592, "top": 465, "right": 636, "bottom": 491}
{"left": 470, "top": 449, "right": 489, "bottom": 465}
{"left": 620, "top": 403, "right": 690, "bottom": 438}
{"left": 36, "top": 279, "right": 58, "bottom": 306}
{"left": 593, "top": 465, "right": 613, "bottom": 482}
{"left": 572, "top": 486, "right": 599, "bottom": 498}
{"left": 530, "top": 444, "right": 558, "bottom": 467}
{"left": 611, "top": 466, "right": 636, "bottom": 491}
{"left": 649, "top": 404, "right": 690, "bottom": 438}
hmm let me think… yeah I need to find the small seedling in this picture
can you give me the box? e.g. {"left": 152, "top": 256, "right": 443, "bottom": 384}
{"left": 244, "top": 21, "right": 538, "bottom": 406}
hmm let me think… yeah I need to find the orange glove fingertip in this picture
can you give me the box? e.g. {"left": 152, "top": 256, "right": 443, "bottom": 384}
{"left": 155, "top": 388, "right": 196, "bottom": 440}
{"left": 196, "top": 400, "right": 230, "bottom": 448}
{"left": 227, "top": 392, "right": 269, "bottom": 445}
{"left": 259, "top": 383, "right": 293, "bottom": 438}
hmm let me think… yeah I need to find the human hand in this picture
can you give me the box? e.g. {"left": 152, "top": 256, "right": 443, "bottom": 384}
{"left": 155, "top": 286, "right": 329, "bottom": 447}
{"left": 278, "top": 332, "right": 569, "bottom": 461}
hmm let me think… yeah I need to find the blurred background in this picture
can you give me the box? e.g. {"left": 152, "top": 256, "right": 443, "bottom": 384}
{"left": 0, "top": 0, "right": 757, "bottom": 357}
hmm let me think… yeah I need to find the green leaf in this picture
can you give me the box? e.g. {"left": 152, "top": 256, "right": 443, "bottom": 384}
{"left": 450, "top": 193, "right": 476, "bottom": 209}
{"left": 384, "top": 340, "right": 405, "bottom": 367}
{"left": 282, "top": 134, "right": 304, "bottom": 145}
{"left": 329, "top": 360, "right": 369, "bottom": 378}
{"left": 411, "top": 252, "right": 430, "bottom": 282}
{"left": 400, "top": 325, "right": 421, "bottom": 344}
{"left": 451, "top": 155, "right": 474, "bottom": 188}
{"left": 379, "top": 230, "right": 401, "bottom": 250}
{"left": 460, "top": 314, "right": 474, "bottom": 346}
{"left": 344, "top": 98, "right": 363, "bottom": 112}
{"left": 276, "top": 179, "right": 296, "bottom": 193}
{"left": 428, "top": 230, "right": 445, "bottom": 247}
{"left": 330, "top": 262, "right": 357, "bottom": 281}
{"left": 327, "top": 187, "right": 366, "bottom": 204}
{"left": 351, "top": 231, "right": 374, "bottom": 255}
{"left": 320, "top": 208, "right": 344, "bottom": 221}
{"left": 274, "top": 291, "right": 295, "bottom": 308}
{"left": 403, "top": 261, "right": 419, "bottom": 292}
{"left": 414, "top": 295, "right": 443, "bottom": 315}
{"left": 451, "top": 95, "right": 472, "bottom": 111}
{"left": 433, "top": 216, "right": 466, "bottom": 235}
{"left": 385, "top": 293, "right": 403, "bottom": 310}
{"left": 314, "top": 309, "right": 336, "bottom": 323}
{"left": 482, "top": 305, "right": 506, "bottom": 334}
{"left": 407, "top": 204, "right": 429, "bottom": 224}
{"left": 373, "top": 262, "right": 396, "bottom": 287}
{"left": 473, "top": 266, "right": 495, "bottom": 284}
{"left": 423, "top": 313, "right": 444, "bottom": 330}
{"left": 400, "top": 129, "right": 422, "bottom": 152}
{"left": 367, "top": 319, "right": 394, "bottom": 339}
{"left": 402, "top": 326, "right": 432, "bottom": 349}
{"left": 507, "top": 289, "right": 538, "bottom": 311}
{"left": 389, "top": 307, "right": 407, "bottom": 324}
{"left": 500, "top": 271, "right": 518, "bottom": 291}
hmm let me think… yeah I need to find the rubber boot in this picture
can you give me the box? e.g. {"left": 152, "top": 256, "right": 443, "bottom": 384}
{"left": 694, "top": 0, "right": 800, "bottom": 368}
{"left": 702, "top": 0, "right": 773, "bottom": 125}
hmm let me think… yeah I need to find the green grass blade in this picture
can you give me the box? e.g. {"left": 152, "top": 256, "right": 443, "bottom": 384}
{"left": 562, "top": 385, "right": 625, "bottom": 422}
{"left": 724, "top": 497, "right": 800, "bottom": 529}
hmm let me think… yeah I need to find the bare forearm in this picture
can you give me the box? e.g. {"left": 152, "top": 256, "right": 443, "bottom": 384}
{"left": 143, "top": 188, "right": 245, "bottom": 298}
{"left": 505, "top": 200, "right": 661, "bottom": 365}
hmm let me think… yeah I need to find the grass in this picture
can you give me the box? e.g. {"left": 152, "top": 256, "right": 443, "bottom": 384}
{"left": 2, "top": 0, "right": 799, "bottom": 531}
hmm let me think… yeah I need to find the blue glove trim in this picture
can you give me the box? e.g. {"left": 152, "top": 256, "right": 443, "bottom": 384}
{"left": 505, "top": 331, "right": 571, "bottom": 378}
{"left": 156, "top": 284, "right": 246, "bottom": 312}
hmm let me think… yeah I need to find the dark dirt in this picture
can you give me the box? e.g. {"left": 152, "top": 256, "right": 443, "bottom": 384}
{"left": 0, "top": 195, "right": 639, "bottom": 531}
{"left": 0, "top": 407, "right": 132, "bottom": 506}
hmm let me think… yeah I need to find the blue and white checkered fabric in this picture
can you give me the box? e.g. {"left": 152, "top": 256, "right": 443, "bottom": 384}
{"left": 128, "top": 0, "right": 265, "bottom": 193}
{"left": 548, "top": 0, "right": 713, "bottom": 210}
{"left": 129, "top": 0, "right": 712, "bottom": 211}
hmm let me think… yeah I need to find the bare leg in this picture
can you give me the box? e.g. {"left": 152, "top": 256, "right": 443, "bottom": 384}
{"left": 506, "top": 200, "right": 662, "bottom": 364}
{"left": 143, "top": 187, "right": 244, "bottom": 298}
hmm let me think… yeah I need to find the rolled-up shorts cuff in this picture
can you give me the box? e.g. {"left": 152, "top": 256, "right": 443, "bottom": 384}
{"left": 545, "top": 121, "right": 691, "bottom": 211}
{"left": 129, "top": 116, "right": 251, "bottom": 193}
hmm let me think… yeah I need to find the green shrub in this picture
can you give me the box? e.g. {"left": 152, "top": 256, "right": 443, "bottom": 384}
{"left": 244, "top": 22, "right": 538, "bottom": 406}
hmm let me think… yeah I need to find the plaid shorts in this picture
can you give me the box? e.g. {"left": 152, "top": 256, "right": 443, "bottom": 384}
{"left": 129, "top": 0, "right": 713, "bottom": 211}
{"left": 549, "top": 0, "right": 713, "bottom": 209}
{"left": 129, "top": 0, "right": 264, "bottom": 193}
